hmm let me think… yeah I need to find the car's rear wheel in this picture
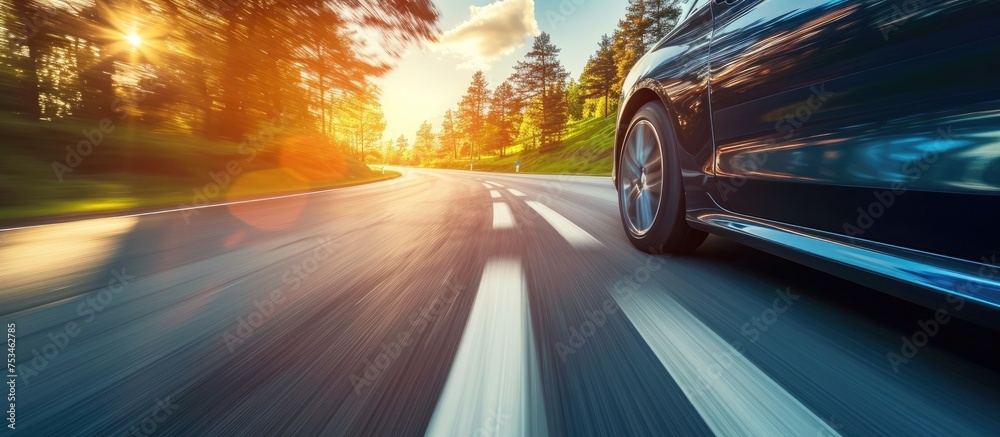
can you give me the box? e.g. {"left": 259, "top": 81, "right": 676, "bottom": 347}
{"left": 618, "top": 102, "right": 707, "bottom": 254}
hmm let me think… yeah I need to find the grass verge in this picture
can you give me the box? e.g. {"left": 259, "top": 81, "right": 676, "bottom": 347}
{"left": 0, "top": 116, "right": 398, "bottom": 226}
{"left": 425, "top": 116, "right": 616, "bottom": 176}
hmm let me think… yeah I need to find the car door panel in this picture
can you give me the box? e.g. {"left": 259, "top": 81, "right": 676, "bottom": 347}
{"left": 709, "top": 0, "right": 1000, "bottom": 262}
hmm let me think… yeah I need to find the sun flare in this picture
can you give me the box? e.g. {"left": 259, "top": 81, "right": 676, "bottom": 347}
{"left": 126, "top": 31, "right": 142, "bottom": 48}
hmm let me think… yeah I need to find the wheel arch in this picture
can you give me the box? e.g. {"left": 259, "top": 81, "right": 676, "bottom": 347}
{"left": 614, "top": 81, "right": 676, "bottom": 190}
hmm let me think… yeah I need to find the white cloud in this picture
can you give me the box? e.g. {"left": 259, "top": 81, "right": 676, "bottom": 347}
{"left": 433, "top": 0, "right": 541, "bottom": 70}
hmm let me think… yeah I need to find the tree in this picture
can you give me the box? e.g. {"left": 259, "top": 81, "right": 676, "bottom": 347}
{"left": 208, "top": 0, "right": 437, "bottom": 139}
{"left": 514, "top": 33, "right": 570, "bottom": 149}
{"left": 487, "top": 79, "right": 522, "bottom": 157}
{"left": 581, "top": 34, "right": 618, "bottom": 117}
{"left": 457, "top": 71, "right": 490, "bottom": 159}
{"left": 339, "top": 85, "right": 385, "bottom": 164}
{"left": 611, "top": 0, "right": 682, "bottom": 91}
{"left": 613, "top": 0, "right": 651, "bottom": 90}
{"left": 77, "top": 1, "right": 126, "bottom": 120}
{"left": 645, "top": 0, "right": 682, "bottom": 45}
{"left": 413, "top": 121, "right": 435, "bottom": 164}
{"left": 5, "top": 0, "right": 436, "bottom": 132}
{"left": 518, "top": 95, "right": 544, "bottom": 150}
{"left": 300, "top": 9, "right": 382, "bottom": 140}
{"left": 566, "top": 79, "right": 584, "bottom": 121}
{"left": 395, "top": 135, "right": 410, "bottom": 165}
{"left": 8, "top": 0, "right": 45, "bottom": 118}
{"left": 439, "top": 109, "right": 460, "bottom": 159}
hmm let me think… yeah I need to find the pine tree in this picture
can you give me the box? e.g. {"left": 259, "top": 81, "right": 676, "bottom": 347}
{"left": 611, "top": 0, "right": 682, "bottom": 90}
{"left": 440, "top": 109, "right": 459, "bottom": 159}
{"left": 395, "top": 135, "right": 410, "bottom": 165}
{"left": 613, "top": 0, "right": 652, "bottom": 89}
{"left": 457, "top": 71, "right": 491, "bottom": 159}
{"left": 566, "top": 79, "right": 584, "bottom": 121}
{"left": 645, "top": 0, "right": 682, "bottom": 45}
{"left": 488, "top": 79, "right": 523, "bottom": 157}
{"left": 341, "top": 85, "right": 385, "bottom": 163}
{"left": 581, "top": 34, "right": 618, "bottom": 117}
{"left": 514, "top": 33, "right": 570, "bottom": 149}
{"left": 413, "top": 121, "right": 435, "bottom": 164}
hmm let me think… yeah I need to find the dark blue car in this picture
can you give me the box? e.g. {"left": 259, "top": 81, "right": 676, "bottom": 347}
{"left": 614, "top": 0, "right": 1000, "bottom": 323}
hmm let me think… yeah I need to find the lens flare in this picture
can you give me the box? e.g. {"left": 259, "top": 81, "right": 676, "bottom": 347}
{"left": 127, "top": 31, "right": 142, "bottom": 47}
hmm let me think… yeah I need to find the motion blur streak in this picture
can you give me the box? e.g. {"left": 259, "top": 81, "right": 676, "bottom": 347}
{"left": 2, "top": 168, "right": 999, "bottom": 435}
{"left": 426, "top": 258, "right": 547, "bottom": 437}
{"left": 0, "top": 216, "right": 137, "bottom": 300}
{"left": 614, "top": 285, "right": 839, "bottom": 436}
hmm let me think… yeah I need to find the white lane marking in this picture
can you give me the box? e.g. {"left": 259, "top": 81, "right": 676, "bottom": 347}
{"left": 485, "top": 181, "right": 504, "bottom": 187}
{"left": 508, "top": 189, "right": 527, "bottom": 197}
{"left": 426, "top": 259, "right": 547, "bottom": 437}
{"left": 493, "top": 203, "right": 515, "bottom": 229}
{"left": 525, "top": 201, "right": 602, "bottom": 249}
{"left": 483, "top": 183, "right": 495, "bottom": 189}
{"left": 490, "top": 190, "right": 502, "bottom": 199}
{"left": 614, "top": 289, "right": 841, "bottom": 437}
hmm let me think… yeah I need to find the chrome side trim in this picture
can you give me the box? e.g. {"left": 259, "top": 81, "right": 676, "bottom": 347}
{"left": 691, "top": 212, "right": 1000, "bottom": 321}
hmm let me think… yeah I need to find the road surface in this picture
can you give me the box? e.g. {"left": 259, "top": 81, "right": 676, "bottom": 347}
{"left": 2, "top": 167, "right": 999, "bottom": 436}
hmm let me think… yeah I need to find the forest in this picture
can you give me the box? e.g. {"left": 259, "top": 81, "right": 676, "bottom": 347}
{"left": 0, "top": 0, "right": 681, "bottom": 221}
{"left": 395, "top": 0, "right": 682, "bottom": 168}
{"left": 0, "top": 0, "right": 437, "bottom": 221}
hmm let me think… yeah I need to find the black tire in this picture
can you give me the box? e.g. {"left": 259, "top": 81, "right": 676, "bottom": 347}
{"left": 617, "top": 102, "right": 708, "bottom": 255}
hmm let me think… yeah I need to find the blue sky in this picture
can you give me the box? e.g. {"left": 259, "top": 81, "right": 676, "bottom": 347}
{"left": 376, "top": 0, "right": 627, "bottom": 141}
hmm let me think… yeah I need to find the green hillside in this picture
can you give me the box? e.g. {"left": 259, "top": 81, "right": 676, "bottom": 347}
{"left": 429, "top": 116, "right": 616, "bottom": 176}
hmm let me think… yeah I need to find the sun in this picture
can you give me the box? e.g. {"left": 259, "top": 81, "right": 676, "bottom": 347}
{"left": 126, "top": 31, "right": 142, "bottom": 48}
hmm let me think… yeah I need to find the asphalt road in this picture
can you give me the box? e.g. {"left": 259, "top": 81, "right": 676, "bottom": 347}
{"left": 2, "top": 167, "right": 999, "bottom": 436}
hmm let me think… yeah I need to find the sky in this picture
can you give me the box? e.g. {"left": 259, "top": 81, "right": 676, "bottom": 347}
{"left": 375, "top": 0, "right": 627, "bottom": 142}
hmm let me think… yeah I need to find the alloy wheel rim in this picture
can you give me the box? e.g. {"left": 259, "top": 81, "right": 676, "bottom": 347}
{"left": 620, "top": 120, "right": 663, "bottom": 237}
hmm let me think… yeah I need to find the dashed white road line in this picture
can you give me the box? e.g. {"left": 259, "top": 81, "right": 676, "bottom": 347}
{"left": 490, "top": 190, "right": 502, "bottom": 199}
{"left": 483, "top": 183, "right": 494, "bottom": 189}
{"left": 525, "top": 201, "right": 601, "bottom": 248}
{"left": 508, "top": 189, "right": 527, "bottom": 197}
{"left": 485, "top": 181, "right": 504, "bottom": 187}
{"left": 425, "top": 258, "right": 547, "bottom": 437}
{"left": 493, "top": 202, "right": 515, "bottom": 229}
{"left": 613, "top": 288, "right": 841, "bottom": 437}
